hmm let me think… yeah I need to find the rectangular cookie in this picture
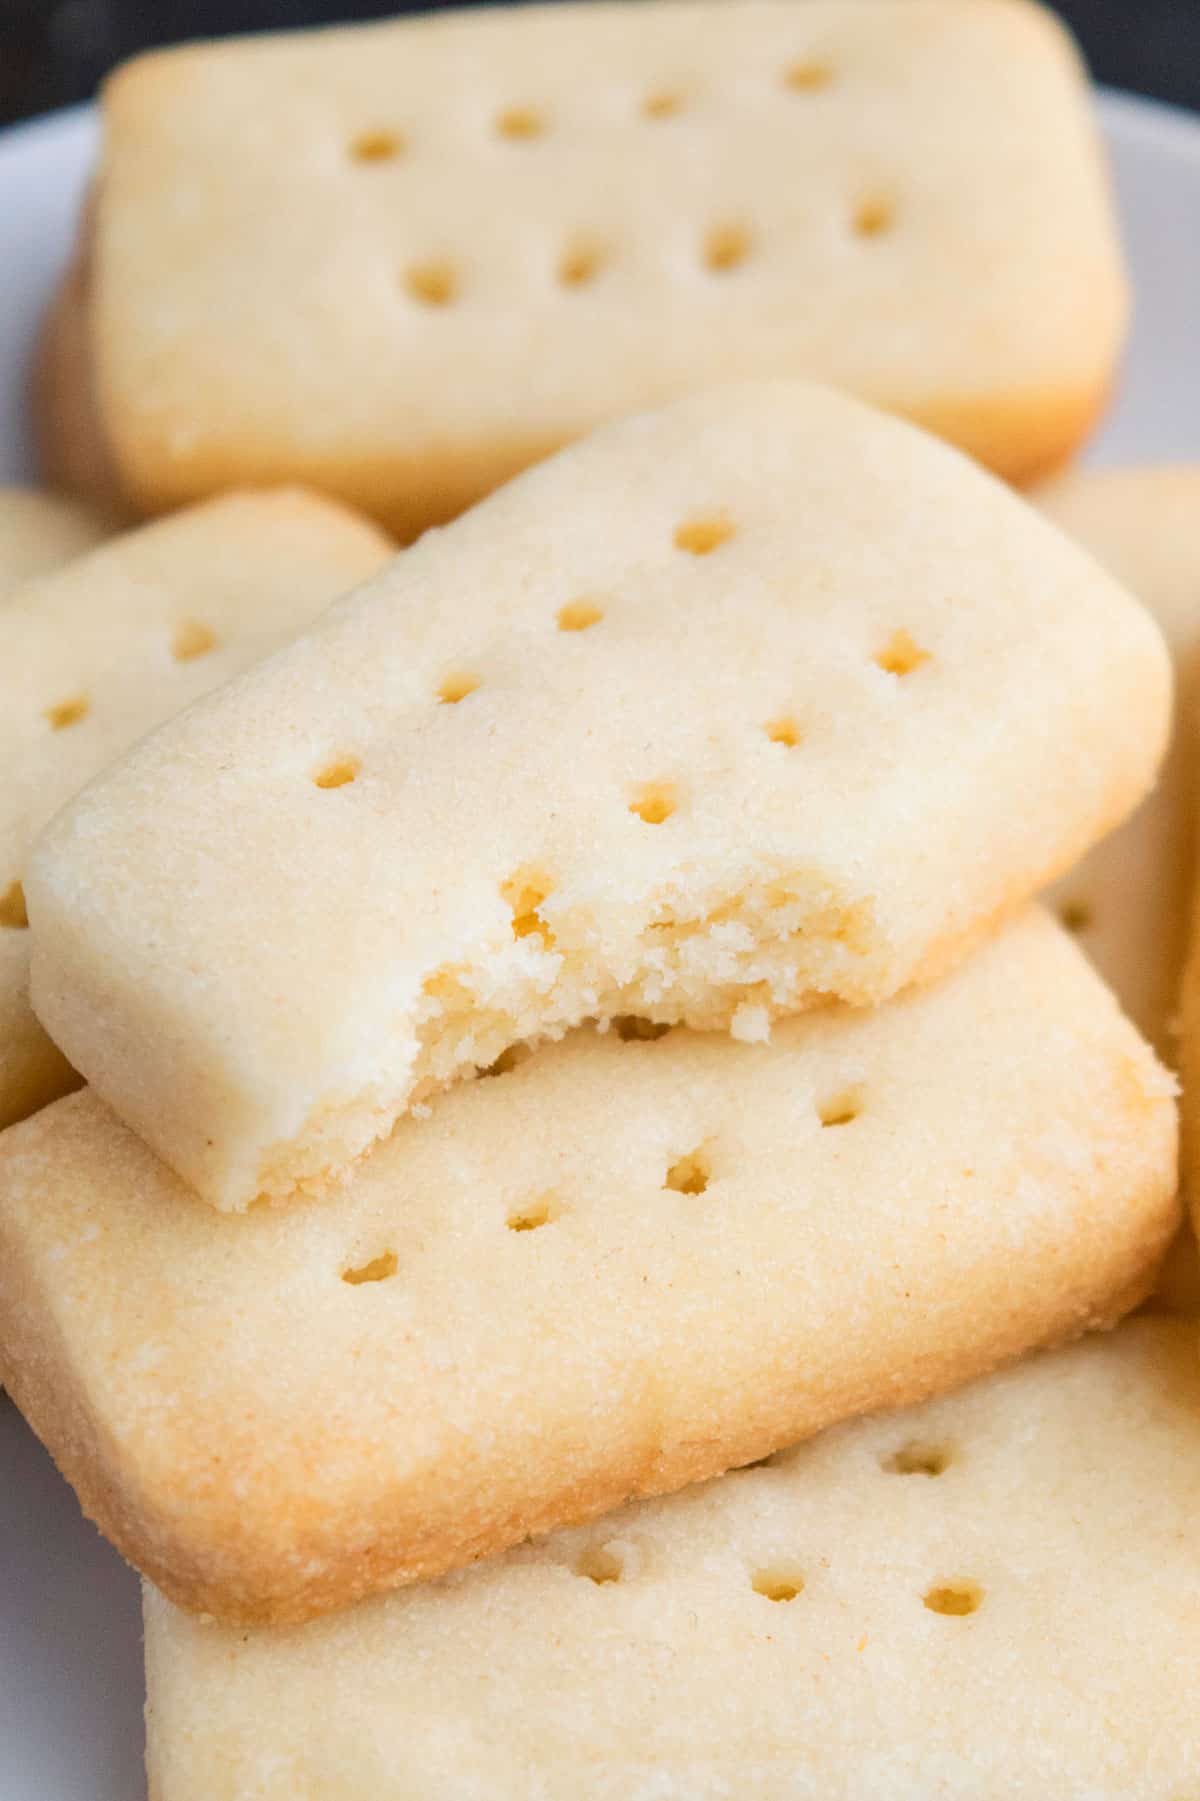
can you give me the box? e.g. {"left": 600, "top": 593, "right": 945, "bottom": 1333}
{"left": 0, "top": 489, "right": 392, "bottom": 1129}
{"left": 25, "top": 382, "right": 1171, "bottom": 1211}
{"left": 53, "top": 0, "right": 1125, "bottom": 535}
{"left": 0, "top": 909, "right": 1177, "bottom": 1625}
{"left": 1173, "top": 665, "right": 1200, "bottom": 1229}
{"left": 1038, "top": 467, "right": 1200, "bottom": 1061}
{"left": 0, "top": 487, "right": 109, "bottom": 594}
{"left": 143, "top": 1317, "right": 1200, "bottom": 1798}
{"left": 1036, "top": 467, "right": 1200, "bottom": 1315}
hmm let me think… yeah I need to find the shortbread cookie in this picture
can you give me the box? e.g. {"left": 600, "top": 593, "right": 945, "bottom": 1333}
{"left": 1039, "top": 467, "right": 1200, "bottom": 1059}
{"left": 1037, "top": 468, "right": 1200, "bottom": 1315}
{"left": 54, "top": 0, "right": 1124, "bottom": 534}
{"left": 0, "top": 488, "right": 108, "bottom": 593}
{"left": 143, "top": 1318, "right": 1200, "bottom": 1799}
{"left": 1174, "top": 725, "right": 1200, "bottom": 1224}
{"left": 0, "top": 910, "right": 1177, "bottom": 1624}
{"left": 25, "top": 384, "right": 1170, "bottom": 1211}
{"left": 0, "top": 490, "right": 392, "bottom": 1129}
{"left": 35, "top": 220, "right": 127, "bottom": 519}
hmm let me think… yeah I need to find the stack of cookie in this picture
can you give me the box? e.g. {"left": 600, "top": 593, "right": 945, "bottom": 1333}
{"left": 3, "top": 2, "right": 1199, "bottom": 1794}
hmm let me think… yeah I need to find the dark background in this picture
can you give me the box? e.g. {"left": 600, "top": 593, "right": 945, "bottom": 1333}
{"left": 0, "top": 0, "right": 1196, "bottom": 129}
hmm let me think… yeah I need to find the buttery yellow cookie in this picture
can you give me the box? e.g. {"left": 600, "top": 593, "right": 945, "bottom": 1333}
{"left": 143, "top": 1318, "right": 1200, "bottom": 1798}
{"left": 50, "top": 0, "right": 1125, "bottom": 534}
{"left": 1172, "top": 688, "right": 1200, "bottom": 1232}
{"left": 24, "top": 384, "right": 1170, "bottom": 1211}
{"left": 1039, "top": 467, "right": 1200, "bottom": 1059}
{"left": 0, "top": 487, "right": 108, "bottom": 594}
{"left": 0, "top": 489, "right": 392, "bottom": 1129}
{"left": 0, "top": 910, "right": 1177, "bottom": 1624}
{"left": 1037, "top": 466, "right": 1200, "bottom": 1314}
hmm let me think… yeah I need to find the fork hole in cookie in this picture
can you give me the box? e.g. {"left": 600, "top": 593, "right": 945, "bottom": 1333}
{"left": 557, "top": 598, "right": 604, "bottom": 631}
{"left": 558, "top": 241, "right": 607, "bottom": 289}
{"left": 924, "top": 1581, "right": 983, "bottom": 1617}
{"left": 506, "top": 1193, "right": 562, "bottom": 1233}
{"left": 575, "top": 1543, "right": 625, "bottom": 1585}
{"left": 674, "top": 514, "right": 735, "bottom": 556}
{"left": 45, "top": 693, "right": 89, "bottom": 731}
{"left": 783, "top": 58, "right": 834, "bottom": 92}
{"left": 436, "top": 671, "right": 481, "bottom": 705}
{"left": 765, "top": 716, "right": 801, "bottom": 749}
{"left": 1058, "top": 899, "right": 1093, "bottom": 935}
{"left": 883, "top": 1442, "right": 952, "bottom": 1477}
{"left": 642, "top": 88, "right": 686, "bottom": 119}
{"left": 751, "top": 1563, "right": 805, "bottom": 1603}
{"left": 874, "top": 629, "right": 929, "bottom": 677}
{"left": 171, "top": 619, "right": 218, "bottom": 662}
{"left": 853, "top": 194, "right": 895, "bottom": 238}
{"left": 350, "top": 128, "right": 405, "bottom": 163}
{"left": 500, "top": 866, "right": 556, "bottom": 945}
{"left": 404, "top": 260, "right": 460, "bottom": 307}
{"left": 496, "top": 104, "right": 545, "bottom": 140}
{"left": 703, "top": 222, "right": 752, "bottom": 274}
{"left": 818, "top": 1087, "right": 862, "bottom": 1128}
{"left": 341, "top": 1250, "right": 398, "bottom": 1285}
{"left": 629, "top": 780, "right": 678, "bottom": 825}
{"left": 313, "top": 755, "right": 361, "bottom": 790}
{"left": 0, "top": 880, "right": 28, "bottom": 930}
{"left": 664, "top": 1145, "right": 711, "bottom": 1195}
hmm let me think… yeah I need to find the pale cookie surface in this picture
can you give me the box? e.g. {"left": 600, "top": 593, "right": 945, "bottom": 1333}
{"left": 24, "top": 384, "right": 1170, "bottom": 1211}
{"left": 1037, "top": 467, "right": 1200, "bottom": 1313}
{"left": 0, "top": 911, "right": 1178, "bottom": 1624}
{"left": 0, "top": 490, "right": 392, "bottom": 1129}
{"left": 0, "top": 487, "right": 109, "bottom": 594}
{"left": 143, "top": 1318, "right": 1200, "bottom": 1799}
{"left": 1174, "top": 685, "right": 1200, "bottom": 1231}
{"left": 75, "top": 0, "right": 1124, "bottom": 533}
{"left": 1039, "top": 467, "right": 1200, "bottom": 1059}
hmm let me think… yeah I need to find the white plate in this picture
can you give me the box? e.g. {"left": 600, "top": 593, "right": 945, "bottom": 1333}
{"left": 1, "top": 87, "right": 1199, "bottom": 1801}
